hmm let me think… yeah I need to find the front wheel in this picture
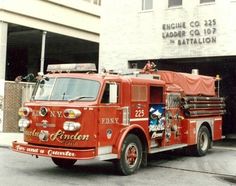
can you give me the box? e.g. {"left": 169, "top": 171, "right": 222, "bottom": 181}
{"left": 52, "top": 158, "right": 77, "bottom": 169}
{"left": 115, "top": 134, "right": 142, "bottom": 175}
{"left": 194, "top": 126, "right": 211, "bottom": 156}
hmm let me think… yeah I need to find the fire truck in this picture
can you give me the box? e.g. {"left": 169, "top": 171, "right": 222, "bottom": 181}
{"left": 12, "top": 63, "right": 225, "bottom": 175}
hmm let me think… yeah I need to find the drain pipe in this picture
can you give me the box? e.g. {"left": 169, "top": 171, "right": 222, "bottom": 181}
{"left": 40, "top": 31, "right": 47, "bottom": 74}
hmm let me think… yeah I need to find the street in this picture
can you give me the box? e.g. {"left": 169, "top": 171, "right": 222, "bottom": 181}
{"left": 0, "top": 147, "right": 236, "bottom": 186}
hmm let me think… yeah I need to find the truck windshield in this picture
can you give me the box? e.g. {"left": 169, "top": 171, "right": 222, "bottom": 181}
{"left": 32, "top": 77, "right": 100, "bottom": 101}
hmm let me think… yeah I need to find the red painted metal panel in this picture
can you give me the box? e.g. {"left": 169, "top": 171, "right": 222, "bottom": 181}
{"left": 181, "top": 119, "right": 197, "bottom": 145}
{"left": 213, "top": 118, "right": 223, "bottom": 140}
{"left": 12, "top": 141, "right": 96, "bottom": 160}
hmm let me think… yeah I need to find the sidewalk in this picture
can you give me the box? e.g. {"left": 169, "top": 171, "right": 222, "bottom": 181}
{"left": 0, "top": 132, "right": 24, "bottom": 148}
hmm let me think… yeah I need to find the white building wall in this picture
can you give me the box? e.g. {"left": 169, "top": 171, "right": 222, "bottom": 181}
{"left": 99, "top": 0, "right": 236, "bottom": 71}
{"left": 160, "top": 0, "right": 233, "bottom": 58}
{"left": 0, "top": 0, "right": 100, "bottom": 42}
{"left": 99, "top": 0, "right": 162, "bottom": 71}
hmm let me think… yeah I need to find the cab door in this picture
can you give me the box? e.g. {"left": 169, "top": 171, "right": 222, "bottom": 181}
{"left": 98, "top": 81, "right": 123, "bottom": 147}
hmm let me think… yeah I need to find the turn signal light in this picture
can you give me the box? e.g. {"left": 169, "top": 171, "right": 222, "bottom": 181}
{"left": 18, "top": 107, "right": 31, "bottom": 117}
{"left": 64, "top": 109, "right": 81, "bottom": 119}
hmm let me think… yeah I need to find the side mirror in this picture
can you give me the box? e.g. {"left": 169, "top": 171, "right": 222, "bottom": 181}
{"left": 109, "top": 84, "right": 118, "bottom": 103}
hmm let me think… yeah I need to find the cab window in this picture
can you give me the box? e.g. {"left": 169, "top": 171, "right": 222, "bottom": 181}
{"left": 131, "top": 85, "right": 147, "bottom": 102}
{"left": 101, "top": 82, "right": 119, "bottom": 104}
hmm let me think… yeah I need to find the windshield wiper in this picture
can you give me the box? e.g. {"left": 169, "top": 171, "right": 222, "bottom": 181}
{"left": 68, "top": 96, "right": 94, "bottom": 102}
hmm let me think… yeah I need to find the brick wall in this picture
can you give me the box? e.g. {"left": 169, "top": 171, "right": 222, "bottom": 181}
{"left": 3, "top": 82, "right": 34, "bottom": 132}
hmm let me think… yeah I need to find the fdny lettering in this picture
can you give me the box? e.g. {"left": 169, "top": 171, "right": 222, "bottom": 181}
{"left": 101, "top": 118, "right": 119, "bottom": 124}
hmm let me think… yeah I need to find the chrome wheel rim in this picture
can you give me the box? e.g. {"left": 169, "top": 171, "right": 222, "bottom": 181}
{"left": 125, "top": 143, "right": 138, "bottom": 168}
{"left": 200, "top": 132, "right": 208, "bottom": 151}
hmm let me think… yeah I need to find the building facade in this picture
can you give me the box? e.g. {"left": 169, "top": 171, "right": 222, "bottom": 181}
{"left": 99, "top": 0, "right": 236, "bottom": 134}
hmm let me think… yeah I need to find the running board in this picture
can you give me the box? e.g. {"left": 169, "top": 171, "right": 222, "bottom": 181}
{"left": 96, "top": 153, "right": 118, "bottom": 161}
{"left": 149, "top": 144, "right": 188, "bottom": 154}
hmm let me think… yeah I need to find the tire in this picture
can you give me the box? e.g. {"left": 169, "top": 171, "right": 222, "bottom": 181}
{"left": 52, "top": 157, "right": 77, "bottom": 169}
{"left": 115, "top": 134, "right": 142, "bottom": 175}
{"left": 194, "top": 126, "right": 211, "bottom": 156}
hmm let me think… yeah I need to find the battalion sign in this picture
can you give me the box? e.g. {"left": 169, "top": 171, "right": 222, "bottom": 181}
{"left": 162, "top": 19, "right": 217, "bottom": 46}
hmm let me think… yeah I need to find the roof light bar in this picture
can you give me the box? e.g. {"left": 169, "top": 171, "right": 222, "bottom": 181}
{"left": 47, "top": 63, "right": 97, "bottom": 73}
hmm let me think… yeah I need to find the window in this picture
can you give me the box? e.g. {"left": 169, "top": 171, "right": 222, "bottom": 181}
{"left": 142, "top": 0, "right": 153, "bottom": 10}
{"left": 200, "top": 0, "right": 215, "bottom": 3}
{"left": 33, "top": 77, "right": 100, "bottom": 101}
{"left": 150, "top": 86, "right": 163, "bottom": 103}
{"left": 168, "top": 0, "right": 182, "bottom": 7}
{"left": 132, "top": 85, "right": 147, "bottom": 101}
{"left": 101, "top": 83, "right": 119, "bottom": 104}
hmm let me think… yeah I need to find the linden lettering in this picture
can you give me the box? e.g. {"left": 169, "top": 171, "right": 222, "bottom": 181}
{"left": 50, "top": 130, "right": 89, "bottom": 141}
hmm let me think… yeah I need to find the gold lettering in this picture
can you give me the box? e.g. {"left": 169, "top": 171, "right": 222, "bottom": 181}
{"left": 56, "top": 111, "right": 63, "bottom": 118}
{"left": 24, "top": 129, "right": 40, "bottom": 137}
{"left": 50, "top": 111, "right": 56, "bottom": 118}
{"left": 50, "top": 130, "right": 63, "bottom": 141}
{"left": 50, "top": 130, "right": 89, "bottom": 142}
{"left": 32, "top": 110, "right": 40, "bottom": 117}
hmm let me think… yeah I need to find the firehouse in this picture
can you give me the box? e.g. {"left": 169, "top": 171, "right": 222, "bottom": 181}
{"left": 12, "top": 64, "right": 225, "bottom": 175}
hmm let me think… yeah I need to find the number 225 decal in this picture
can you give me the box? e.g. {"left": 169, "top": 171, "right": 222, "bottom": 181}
{"left": 135, "top": 109, "right": 145, "bottom": 118}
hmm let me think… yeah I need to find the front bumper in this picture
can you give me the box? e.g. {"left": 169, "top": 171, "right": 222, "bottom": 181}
{"left": 12, "top": 141, "right": 96, "bottom": 160}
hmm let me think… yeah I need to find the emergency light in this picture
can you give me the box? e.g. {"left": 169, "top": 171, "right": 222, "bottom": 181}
{"left": 47, "top": 63, "right": 97, "bottom": 73}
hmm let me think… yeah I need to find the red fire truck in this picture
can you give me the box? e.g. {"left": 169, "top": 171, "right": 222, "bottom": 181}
{"left": 12, "top": 63, "right": 225, "bottom": 175}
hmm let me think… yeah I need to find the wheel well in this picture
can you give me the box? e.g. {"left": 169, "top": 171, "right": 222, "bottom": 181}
{"left": 129, "top": 128, "right": 148, "bottom": 167}
{"left": 201, "top": 122, "right": 212, "bottom": 140}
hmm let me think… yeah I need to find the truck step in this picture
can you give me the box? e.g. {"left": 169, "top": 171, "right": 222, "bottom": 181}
{"left": 149, "top": 144, "right": 188, "bottom": 154}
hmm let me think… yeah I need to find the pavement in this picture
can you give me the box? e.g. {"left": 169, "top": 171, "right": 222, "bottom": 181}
{"left": 0, "top": 132, "right": 236, "bottom": 149}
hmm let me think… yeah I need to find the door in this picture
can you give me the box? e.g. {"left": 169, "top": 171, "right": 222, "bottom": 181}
{"left": 98, "top": 82, "right": 122, "bottom": 147}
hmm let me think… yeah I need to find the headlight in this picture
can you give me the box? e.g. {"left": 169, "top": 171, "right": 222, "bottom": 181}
{"left": 64, "top": 109, "right": 81, "bottom": 119}
{"left": 63, "top": 121, "right": 81, "bottom": 131}
{"left": 18, "top": 107, "right": 31, "bottom": 117}
{"left": 18, "top": 118, "right": 31, "bottom": 128}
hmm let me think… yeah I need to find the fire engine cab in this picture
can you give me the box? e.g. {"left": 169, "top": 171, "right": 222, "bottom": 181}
{"left": 12, "top": 63, "right": 225, "bottom": 175}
